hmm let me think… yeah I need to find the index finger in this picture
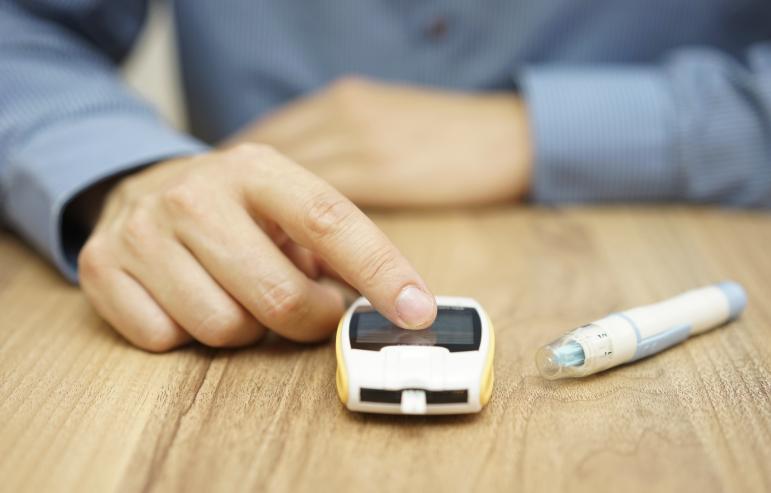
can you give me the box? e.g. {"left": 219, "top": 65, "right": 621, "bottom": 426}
{"left": 240, "top": 145, "right": 437, "bottom": 329}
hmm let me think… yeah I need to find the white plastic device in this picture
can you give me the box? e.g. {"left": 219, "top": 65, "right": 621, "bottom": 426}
{"left": 335, "top": 296, "right": 495, "bottom": 415}
{"left": 536, "top": 281, "right": 747, "bottom": 379}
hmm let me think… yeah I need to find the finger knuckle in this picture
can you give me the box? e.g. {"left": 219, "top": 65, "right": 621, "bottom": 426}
{"left": 161, "top": 182, "right": 205, "bottom": 219}
{"left": 222, "top": 143, "right": 285, "bottom": 178}
{"left": 121, "top": 208, "right": 157, "bottom": 256}
{"left": 138, "top": 322, "right": 183, "bottom": 353}
{"left": 78, "top": 236, "right": 112, "bottom": 281}
{"left": 228, "top": 142, "right": 278, "bottom": 162}
{"left": 195, "top": 307, "right": 249, "bottom": 348}
{"left": 261, "top": 279, "right": 308, "bottom": 328}
{"left": 360, "top": 244, "right": 400, "bottom": 287}
{"left": 303, "top": 193, "right": 357, "bottom": 240}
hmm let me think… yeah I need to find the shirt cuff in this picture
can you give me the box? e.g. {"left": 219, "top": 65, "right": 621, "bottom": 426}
{"left": 1, "top": 112, "right": 209, "bottom": 282}
{"left": 520, "top": 66, "right": 679, "bottom": 204}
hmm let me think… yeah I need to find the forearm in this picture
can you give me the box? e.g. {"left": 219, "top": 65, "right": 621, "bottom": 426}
{"left": 521, "top": 44, "right": 771, "bottom": 207}
{"left": 0, "top": 1, "right": 207, "bottom": 281}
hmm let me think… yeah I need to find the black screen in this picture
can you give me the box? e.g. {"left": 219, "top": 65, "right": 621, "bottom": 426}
{"left": 349, "top": 306, "right": 481, "bottom": 352}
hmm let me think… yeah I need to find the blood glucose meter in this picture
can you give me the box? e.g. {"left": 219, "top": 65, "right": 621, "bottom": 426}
{"left": 335, "top": 296, "right": 495, "bottom": 415}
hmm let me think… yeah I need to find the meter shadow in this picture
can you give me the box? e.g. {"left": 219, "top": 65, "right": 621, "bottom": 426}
{"left": 345, "top": 409, "right": 484, "bottom": 429}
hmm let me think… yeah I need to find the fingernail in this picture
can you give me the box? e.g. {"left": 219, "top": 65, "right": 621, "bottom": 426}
{"left": 395, "top": 285, "right": 436, "bottom": 328}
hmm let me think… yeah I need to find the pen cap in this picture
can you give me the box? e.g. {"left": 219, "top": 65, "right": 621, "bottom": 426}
{"left": 717, "top": 281, "right": 747, "bottom": 322}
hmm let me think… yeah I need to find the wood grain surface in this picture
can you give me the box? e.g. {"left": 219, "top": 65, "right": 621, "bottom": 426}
{"left": 1, "top": 206, "right": 770, "bottom": 493}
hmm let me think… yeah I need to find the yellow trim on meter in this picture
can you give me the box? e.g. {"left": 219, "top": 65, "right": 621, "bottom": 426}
{"left": 479, "top": 316, "right": 495, "bottom": 406}
{"left": 335, "top": 317, "right": 348, "bottom": 404}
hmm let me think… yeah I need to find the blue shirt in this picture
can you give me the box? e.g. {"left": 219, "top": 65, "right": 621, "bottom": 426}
{"left": 1, "top": 0, "right": 770, "bottom": 281}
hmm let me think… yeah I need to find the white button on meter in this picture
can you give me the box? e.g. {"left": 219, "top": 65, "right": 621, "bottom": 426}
{"left": 335, "top": 296, "right": 495, "bottom": 415}
{"left": 400, "top": 390, "right": 427, "bottom": 414}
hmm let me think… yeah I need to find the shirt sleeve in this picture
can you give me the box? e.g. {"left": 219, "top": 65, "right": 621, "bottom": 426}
{"left": 0, "top": 1, "right": 208, "bottom": 282}
{"left": 520, "top": 43, "right": 771, "bottom": 208}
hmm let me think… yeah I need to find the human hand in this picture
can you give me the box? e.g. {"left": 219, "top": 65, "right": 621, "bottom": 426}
{"left": 78, "top": 144, "right": 437, "bottom": 352}
{"left": 230, "top": 77, "right": 532, "bottom": 208}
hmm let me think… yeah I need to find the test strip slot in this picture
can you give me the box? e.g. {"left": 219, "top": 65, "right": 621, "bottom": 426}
{"left": 359, "top": 388, "right": 468, "bottom": 404}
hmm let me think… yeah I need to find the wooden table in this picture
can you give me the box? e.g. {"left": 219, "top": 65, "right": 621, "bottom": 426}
{"left": 1, "top": 206, "right": 770, "bottom": 493}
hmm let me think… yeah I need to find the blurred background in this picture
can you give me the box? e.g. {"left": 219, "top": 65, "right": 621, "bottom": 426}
{"left": 122, "top": 1, "right": 186, "bottom": 130}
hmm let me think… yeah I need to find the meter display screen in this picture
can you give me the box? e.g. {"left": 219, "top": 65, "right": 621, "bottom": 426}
{"left": 349, "top": 306, "right": 481, "bottom": 352}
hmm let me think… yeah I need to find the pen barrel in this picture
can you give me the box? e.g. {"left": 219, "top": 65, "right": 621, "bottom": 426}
{"left": 595, "top": 282, "right": 746, "bottom": 367}
{"left": 536, "top": 282, "right": 747, "bottom": 380}
{"left": 623, "top": 283, "right": 741, "bottom": 338}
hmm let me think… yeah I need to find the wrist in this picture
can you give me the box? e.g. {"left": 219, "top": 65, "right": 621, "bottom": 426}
{"left": 63, "top": 156, "right": 186, "bottom": 257}
{"left": 511, "top": 96, "right": 533, "bottom": 199}
{"left": 70, "top": 176, "right": 124, "bottom": 231}
{"left": 486, "top": 93, "right": 532, "bottom": 200}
